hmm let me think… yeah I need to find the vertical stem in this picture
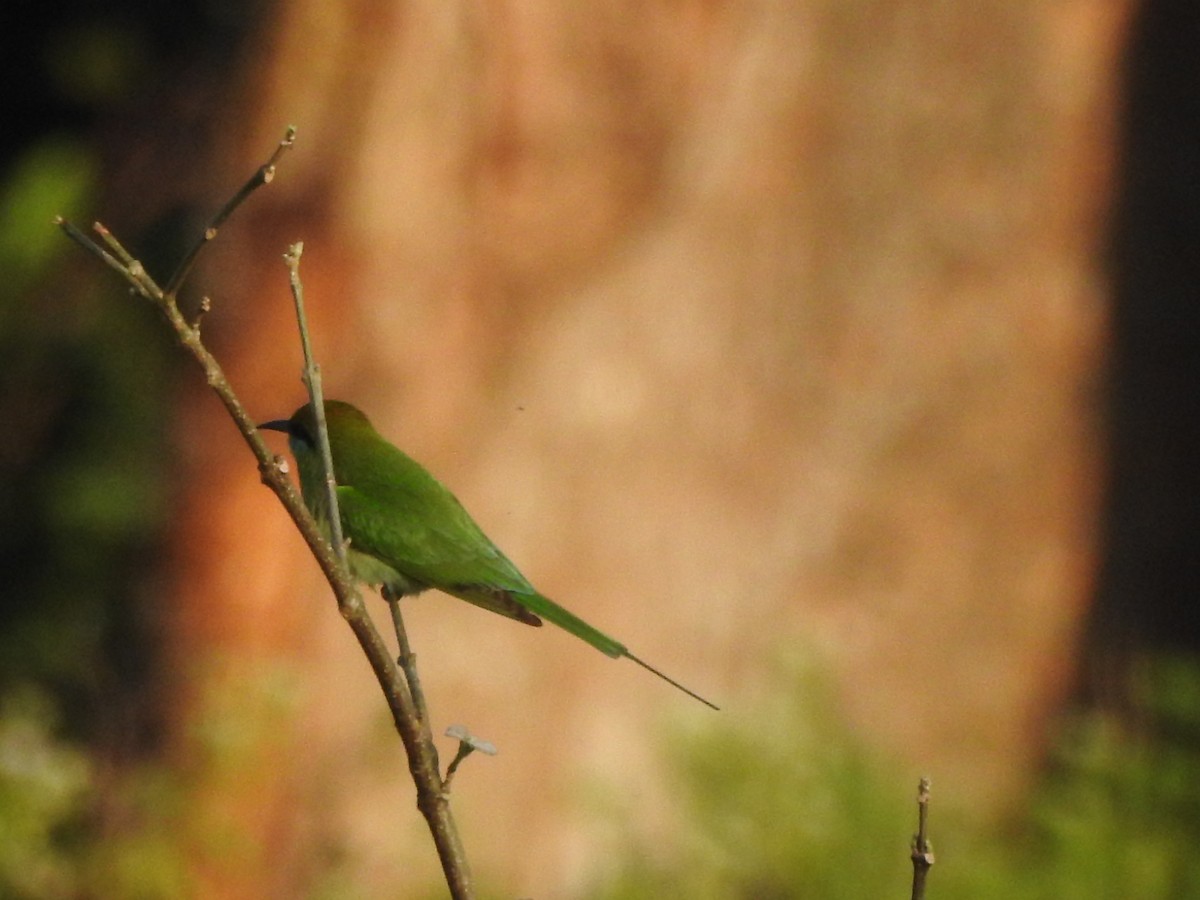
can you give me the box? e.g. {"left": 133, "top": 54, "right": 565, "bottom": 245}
{"left": 387, "top": 591, "right": 432, "bottom": 725}
{"left": 284, "top": 242, "right": 347, "bottom": 561}
{"left": 341, "top": 610, "right": 472, "bottom": 899}
{"left": 910, "top": 777, "right": 934, "bottom": 900}
{"left": 282, "top": 245, "right": 471, "bottom": 896}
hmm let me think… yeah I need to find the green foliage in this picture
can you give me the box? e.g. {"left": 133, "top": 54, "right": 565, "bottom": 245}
{"left": 939, "top": 654, "right": 1200, "bottom": 900}
{"left": 592, "top": 654, "right": 1200, "bottom": 900}
{"left": 0, "top": 139, "right": 94, "bottom": 301}
{"left": 592, "top": 659, "right": 909, "bottom": 899}
{"left": 0, "top": 134, "right": 172, "bottom": 711}
{"left": 1, "top": 122, "right": 178, "bottom": 899}
{"left": 0, "top": 688, "right": 91, "bottom": 899}
{"left": 0, "top": 664, "right": 312, "bottom": 899}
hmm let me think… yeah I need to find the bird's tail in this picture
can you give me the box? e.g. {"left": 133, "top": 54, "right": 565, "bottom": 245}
{"left": 516, "top": 591, "right": 627, "bottom": 658}
{"left": 623, "top": 651, "right": 720, "bottom": 710}
{"left": 520, "top": 591, "right": 720, "bottom": 710}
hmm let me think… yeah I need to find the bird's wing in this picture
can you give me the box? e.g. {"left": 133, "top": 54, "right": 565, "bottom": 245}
{"left": 336, "top": 481, "right": 627, "bottom": 656}
{"left": 334, "top": 482, "right": 534, "bottom": 596}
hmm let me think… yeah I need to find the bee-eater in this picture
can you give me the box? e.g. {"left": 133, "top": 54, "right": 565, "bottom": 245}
{"left": 260, "top": 401, "right": 717, "bottom": 709}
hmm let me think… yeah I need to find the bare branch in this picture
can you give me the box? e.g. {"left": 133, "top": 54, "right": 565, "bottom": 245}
{"left": 163, "top": 125, "right": 297, "bottom": 297}
{"left": 54, "top": 217, "right": 158, "bottom": 296}
{"left": 283, "top": 242, "right": 347, "bottom": 562}
{"left": 57, "top": 127, "right": 476, "bottom": 900}
{"left": 386, "top": 591, "right": 432, "bottom": 725}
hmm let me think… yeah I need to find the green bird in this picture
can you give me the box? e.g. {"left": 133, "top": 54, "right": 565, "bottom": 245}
{"left": 260, "top": 400, "right": 717, "bottom": 709}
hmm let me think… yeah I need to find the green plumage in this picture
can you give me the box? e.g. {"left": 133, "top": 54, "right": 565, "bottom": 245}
{"left": 260, "top": 400, "right": 716, "bottom": 709}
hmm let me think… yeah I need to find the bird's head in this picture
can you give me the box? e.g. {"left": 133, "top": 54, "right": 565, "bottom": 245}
{"left": 258, "top": 400, "right": 373, "bottom": 453}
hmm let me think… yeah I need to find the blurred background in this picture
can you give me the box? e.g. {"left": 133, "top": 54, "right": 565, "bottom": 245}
{"left": 3, "top": 1, "right": 1199, "bottom": 897}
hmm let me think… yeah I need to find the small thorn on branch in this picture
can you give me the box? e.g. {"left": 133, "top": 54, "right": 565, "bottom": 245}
{"left": 258, "top": 455, "right": 291, "bottom": 487}
{"left": 192, "top": 296, "right": 212, "bottom": 333}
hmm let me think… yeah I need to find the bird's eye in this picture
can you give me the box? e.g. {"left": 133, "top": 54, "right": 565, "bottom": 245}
{"left": 294, "top": 425, "right": 317, "bottom": 449}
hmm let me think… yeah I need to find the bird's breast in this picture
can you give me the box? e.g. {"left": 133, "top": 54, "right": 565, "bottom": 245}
{"left": 345, "top": 546, "right": 427, "bottom": 598}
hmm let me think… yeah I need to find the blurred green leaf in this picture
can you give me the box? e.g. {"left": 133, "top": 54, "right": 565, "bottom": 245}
{"left": 0, "top": 138, "right": 95, "bottom": 307}
{"left": 0, "top": 686, "right": 91, "bottom": 899}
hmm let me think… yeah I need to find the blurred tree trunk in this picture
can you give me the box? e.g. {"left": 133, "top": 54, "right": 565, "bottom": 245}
{"left": 142, "top": 1, "right": 1132, "bottom": 895}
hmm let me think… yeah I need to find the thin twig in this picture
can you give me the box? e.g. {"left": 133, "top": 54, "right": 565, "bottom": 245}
{"left": 283, "top": 242, "right": 347, "bottom": 562}
{"left": 163, "top": 125, "right": 297, "bottom": 297}
{"left": 910, "top": 777, "right": 934, "bottom": 900}
{"left": 385, "top": 593, "right": 429, "bottom": 721}
{"left": 55, "top": 218, "right": 159, "bottom": 296}
{"left": 92, "top": 222, "right": 138, "bottom": 268}
{"left": 442, "top": 744, "right": 474, "bottom": 794}
{"left": 442, "top": 726, "right": 497, "bottom": 794}
{"left": 93, "top": 223, "right": 165, "bottom": 298}
{"left": 56, "top": 127, "right": 475, "bottom": 900}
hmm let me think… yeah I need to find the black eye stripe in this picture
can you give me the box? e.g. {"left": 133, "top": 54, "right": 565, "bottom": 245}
{"left": 282, "top": 421, "right": 315, "bottom": 448}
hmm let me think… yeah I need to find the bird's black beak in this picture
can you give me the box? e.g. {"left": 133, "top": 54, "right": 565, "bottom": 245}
{"left": 257, "top": 419, "right": 293, "bottom": 435}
